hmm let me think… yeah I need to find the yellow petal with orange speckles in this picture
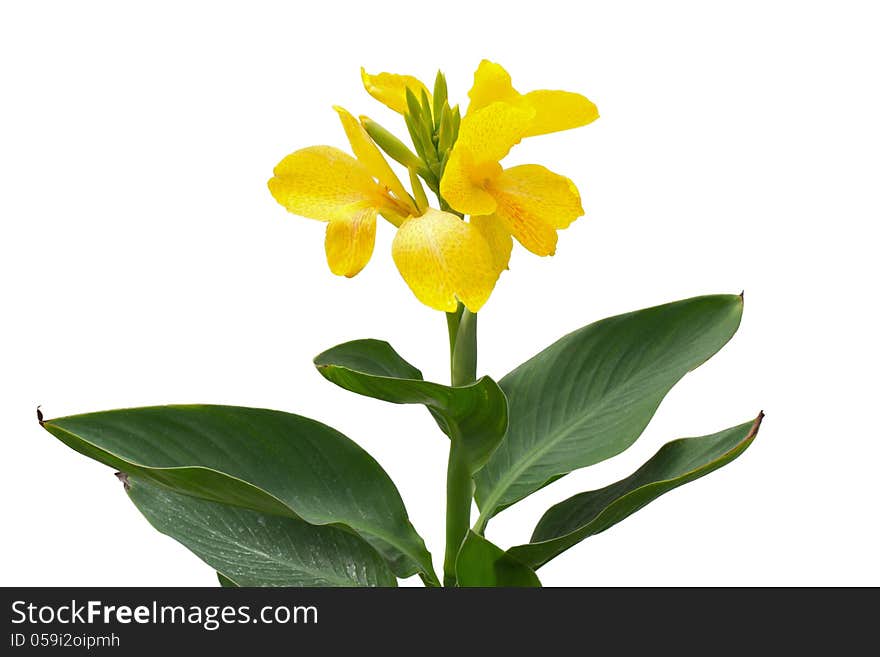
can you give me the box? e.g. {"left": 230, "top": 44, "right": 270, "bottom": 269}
{"left": 454, "top": 101, "right": 534, "bottom": 166}
{"left": 470, "top": 214, "right": 513, "bottom": 275}
{"left": 439, "top": 148, "right": 498, "bottom": 216}
{"left": 325, "top": 205, "right": 377, "bottom": 277}
{"left": 440, "top": 102, "right": 533, "bottom": 216}
{"left": 392, "top": 209, "right": 499, "bottom": 312}
{"left": 267, "top": 146, "right": 379, "bottom": 222}
{"left": 487, "top": 164, "right": 584, "bottom": 256}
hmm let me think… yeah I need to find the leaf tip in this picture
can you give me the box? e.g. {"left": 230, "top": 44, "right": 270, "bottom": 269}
{"left": 36, "top": 405, "right": 44, "bottom": 425}
{"left": 748, "top": 411, "right": 764, "bottom": 440}
{"left": 114, "top": 471, "right": 131, "bottom": 491}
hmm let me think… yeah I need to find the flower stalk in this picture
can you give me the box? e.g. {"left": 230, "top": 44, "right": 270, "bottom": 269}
{"left": 443, "top": 303, "right": 478, "bottom": 585}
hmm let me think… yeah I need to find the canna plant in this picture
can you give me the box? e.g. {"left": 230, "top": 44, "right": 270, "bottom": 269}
{"left": 40, "top": 61, "right": 762, "bottom": 587}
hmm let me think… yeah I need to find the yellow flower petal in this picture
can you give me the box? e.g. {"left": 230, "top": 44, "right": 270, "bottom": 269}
{"left": 392, "top": 209, "right": 499, "bottom": 313}
{"left": 467, "top": 60, "right": 599, "bottom": 137}
{"left": 268, "top": 146, "right": 378, "bottom": 222}
{"left": 470, "top": 214, "right": 513, "bottom": 274}
{"left": 325, "top": 205, "right": 377, "bottom": 277}
{"left": 360, "top": 67, "right": 429, "bottom": 115}
{"left": 440, "top": 102, "right": 533, "bottom": 216}
{"left": 455, "top": 101, "right": 534, "bottom": 166}
{"left": 487, "top": 164, "right": 584, "bottom": 256}
{"left": 467, "top": 60, "right": 519, "bottom": 111}
{"left": 439, "top": 148, "right": 498, "bottom": 216}
{"left": 521, "top": 90, "right": 599, "bottom": 137}
{"left": 334, "top": 106, "right": 415, "bottom": 215}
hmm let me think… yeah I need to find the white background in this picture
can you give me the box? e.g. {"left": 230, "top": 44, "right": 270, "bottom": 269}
{"left": 2, "top": 0, "right": 878, "bottom": 587}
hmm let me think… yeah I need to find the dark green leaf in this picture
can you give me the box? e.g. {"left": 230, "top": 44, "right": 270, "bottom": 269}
{"left": 41, "top": 404, "right": 435, "bottom": 583}
{"left": 128, "top": 476, "right": 396, "bottom": 587}
{"left": 475, "top": 294, "right": 744, "bottom": 526}
{"left": 455, "top": 531, "right": 540, "bottom": 587}
{"left": 508, "top": 414, "right": 762, "bottom": 569}
{"left": 314, "top": 339, "right": 508, "bottom": 473}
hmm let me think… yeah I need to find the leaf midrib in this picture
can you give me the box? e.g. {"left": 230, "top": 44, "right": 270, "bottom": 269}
{"left": 478, "top": 302, "right": 740, "bottom": 519}
{"left": 479, "top": 348, "right": 716, "bottom": 520}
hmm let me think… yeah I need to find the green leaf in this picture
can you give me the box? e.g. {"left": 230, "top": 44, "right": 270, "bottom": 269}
{"left": 455, "top": 531, "right": 541, "bottom": 587}
{"left": 438, "top": 103, "right": 453, "bottom": 153}
{"left": 404, "top": 112, "right": 430, "bottom": 163}
{"left": 450, "top": 105, "right": 460, "bottom": 143}
{"left": 41, "top": 404, "right": 436, "bottom": 583}
{"left": 405, "top": 88, "right": 436, "bottom": 165}
{"left": 508, "top": 414, "right": 762, "bottom": 569}
{"left": 475, "top": 294, "right": 744, "bottom": 526}
{"left": 420, "top": 89, "right": 433, "bottom": 128}
{"left": 432, "top": 70, "right": 448, "bottom": 127}
{"left": 128, "top": 476, "right": 396, "bottom": 587}
{"left": 217, "top": 572, "right": 238, "bottom": 587}
{"left": 314, "top": 339, "right": 508, "bottom": 473}
{"left": 405, "top": 86, "right": 423, "bottom": 121}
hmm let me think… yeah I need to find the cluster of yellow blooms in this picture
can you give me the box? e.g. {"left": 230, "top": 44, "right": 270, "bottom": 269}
{"left": 268, "top": 61, "right": 598, "bottom": 312}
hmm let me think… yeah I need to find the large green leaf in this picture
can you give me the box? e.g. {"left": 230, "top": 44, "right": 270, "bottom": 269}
{"left": 314, "top": 339, "right": 508, "bottom": 473}
{"left": 41, "top": 404, "right": 436, "bottom": 583}
{"left": 475, "top": 294, "right": 744, "bottom": 526}
{"left": 455, "top": 531, "right": 541, "bottom": 587}
{"left": 508, "top": 414, "right": 762, "bottom": 569}
{"left": 128, "top": 476, "right": 396, "bottom": 587}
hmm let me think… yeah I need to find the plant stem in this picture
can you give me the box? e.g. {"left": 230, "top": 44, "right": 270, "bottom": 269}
{"left": 443, "top": 303, "right": 478, "bottom": 586}
{"left": 445, "top": 305, "right": 463, "bottom": 378}
{"left": 443, "top": 430, "right": 473, "bottom": 586}
{"left": 451, "top": 307, "right": 477, "bottom": 387}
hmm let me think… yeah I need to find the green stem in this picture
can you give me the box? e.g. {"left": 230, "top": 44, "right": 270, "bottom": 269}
{"left": 451, "top": 308, "right": 477, "bottom": 387}
{"left": 445, "top": 305, "right": 463, "bottom": 377}
{"left": 443, "top": 303, "right": 478, "bottom": 586}
{"left": 472, "top": 511, "right": 489, "bottom": 536}
{"left": 443, "top": 430, "right": 473, "bottom": 586}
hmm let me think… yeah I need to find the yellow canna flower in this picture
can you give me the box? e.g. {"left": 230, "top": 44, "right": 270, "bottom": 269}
{"left": 268, "top": 104, "right": 500, "bottom": 313}
{"left": 392, "top": 208, "right": 502, "bottom": 313}
{"left": 271, "top": 63, "right": 594, "bottom": 312}
{"left": 440, "top": 101, "right": 584, "bottom": 257}
{"left": 467, "top": 60, "right": 599, "bottom": 137}
{"left": 268, "top": 107, "right": 417, "bottom": 278}
{"left": 360, "top": 68, "right": 430, "bottom": 115}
